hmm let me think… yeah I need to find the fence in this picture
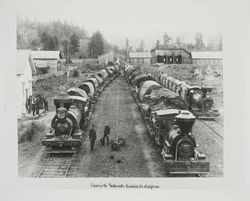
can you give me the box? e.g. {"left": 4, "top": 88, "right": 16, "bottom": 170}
{"left": 32, "top": 71, "right": 65, "bottom": 82}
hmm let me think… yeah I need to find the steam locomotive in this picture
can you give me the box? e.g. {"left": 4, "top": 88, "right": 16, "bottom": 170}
{"left": 142, "top": 67, "right": 216, "bottom": 115}
{"left": 125, "top": 64, "right": 209, "bottom": 174}
{"left": 42, "top": 65, "right": 120, "bottom": 153}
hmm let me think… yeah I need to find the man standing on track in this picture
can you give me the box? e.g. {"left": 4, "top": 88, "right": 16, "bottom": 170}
{"left": 102, "top": 123, "right": 110, "bottom": 146}
{"left": 89, "top": 125, "right": 97, "bottom": 152}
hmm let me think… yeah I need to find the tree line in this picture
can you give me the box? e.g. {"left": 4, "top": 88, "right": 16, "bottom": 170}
{"left": 154, "top": 32, "right": 222, "bottom": 51}
{"left": 17, "top": 18, "right": 113, "bottom": 59}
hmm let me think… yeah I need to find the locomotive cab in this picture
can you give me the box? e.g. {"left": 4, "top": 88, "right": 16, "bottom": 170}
{"left": 188, "top": 86, "right": 214, "bottom": 112}
{"left": 150, "top": 109, "right": 180, "bottom": 146}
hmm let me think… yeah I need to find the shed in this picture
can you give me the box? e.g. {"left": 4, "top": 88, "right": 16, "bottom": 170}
{"left": 31, "top": 50, "right": 61, "bottom": 74}
{"left": 191, "top": 51, "right": 223, "bottom": 66}
{"left": 128, "top": 52, "right": 151, "bottom": 65}
{"left": 151, "top": 48, "right": 192, "bottom": 64}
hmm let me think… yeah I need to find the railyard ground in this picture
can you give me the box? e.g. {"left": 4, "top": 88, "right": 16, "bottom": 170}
{"left": 18, "top": 66, "right": 223, "bottom": 177}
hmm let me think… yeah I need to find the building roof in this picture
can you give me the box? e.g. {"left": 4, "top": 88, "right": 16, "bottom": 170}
{"left": 129, "top": 52, "right": 151, "bottom": 58}
{"left": 191, "top": 51, "right": 222, "bottom": 59}
{"left": 31, "top": 51, "right": 60, "bottom": 59}
{"left": 151, "top": 48, "right": 191, "bottom": 55}
{"left": 16, "top": 50, "right": 31, "bottom": 75}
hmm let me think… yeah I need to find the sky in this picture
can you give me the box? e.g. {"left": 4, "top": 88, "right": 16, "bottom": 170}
{"left": 14, "top": 0, "right": 225, "bottom": 49}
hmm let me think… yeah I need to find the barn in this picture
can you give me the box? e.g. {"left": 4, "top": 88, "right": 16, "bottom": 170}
{"left": 128, "top": 52, "right": 151, "bottom": 65}
{"left": 31, "top": 51, "right": 62, "bottom": 74}
{"left": 151, "top": 48, "right": 192, "bottom": 64}
{"left": 16, "top": 50, "right": 33, "bottom": 118}
{"left": 191, "top": 51, "right": 223, "bottom": 66}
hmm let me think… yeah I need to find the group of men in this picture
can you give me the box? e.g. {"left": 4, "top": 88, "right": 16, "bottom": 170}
{"left": 88, "top": 123, "right": 111, "bottom": 152}
{"left": 26, "top": 94, "right": 49, "bottom": 116}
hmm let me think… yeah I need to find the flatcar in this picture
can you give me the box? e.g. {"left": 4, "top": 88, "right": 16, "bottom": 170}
{"left": 42, "top": 65, "right": 120, "bottom": 153}
{"left": 125, "top": 65, "right": 209, "bottom": 174}
{"left": 142, "top": 68, "right": 217, "bottom": 115}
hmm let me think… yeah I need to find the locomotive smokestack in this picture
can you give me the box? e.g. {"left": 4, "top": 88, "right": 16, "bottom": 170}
{"left": 175, "top": 111, "right": 196, "bottom": 134}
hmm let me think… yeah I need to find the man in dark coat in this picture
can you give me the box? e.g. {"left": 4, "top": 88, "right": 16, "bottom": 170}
{"left": 35, "top": 96, "right": 40, "bottom": 115}
{"left": 102, "top": 123, "right": 110, "bottom": 146}
{"left": 31, "top": 96, "right": 36, "bottom": 116}
{"left": 43, "top": 96, "right": 48, "bottom": 111}
{"left": 89, "top": 125, "right": 97, "bottom": 152}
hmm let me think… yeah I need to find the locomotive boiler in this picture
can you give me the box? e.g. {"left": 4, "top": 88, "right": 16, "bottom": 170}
{"left": 151, "top": 109, "right": 209, "bottom": 173}
{"left": 42, "top": 94, "right": 87, "bottom": 153}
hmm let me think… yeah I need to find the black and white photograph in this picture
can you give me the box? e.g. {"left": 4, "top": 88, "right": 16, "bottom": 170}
{"left": 0, "top": 0, "right": 250, "bottom": 200}
{"left": 16, "top": 0, "right": 223, "bottom": 179}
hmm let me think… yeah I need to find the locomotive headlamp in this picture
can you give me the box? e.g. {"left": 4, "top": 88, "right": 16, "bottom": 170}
{"left": 57, "top": 107, "right": 67, "bottom": 119}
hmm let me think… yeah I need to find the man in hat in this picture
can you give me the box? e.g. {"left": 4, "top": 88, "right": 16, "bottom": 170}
{"left": 35, "top": 95, "right": 40, "bottom": 115}
{"left": 43, "top": 96, "right": 49, "bottom": 111}
{"left": 31, "top": 96, "right": 36, "bottom": 116}
{"left": 89, "top": 125, "right": 97, "bottom": 152}
{"left": 102, "top": 123, "right": 111, "bottom": 146}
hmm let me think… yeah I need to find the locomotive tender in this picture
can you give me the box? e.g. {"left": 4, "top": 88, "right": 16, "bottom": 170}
{"left": 42, "top": 65, "right": 120, "bottom": 153}
{"left": 125, "top": 64, "right": 209, "bottom": 174}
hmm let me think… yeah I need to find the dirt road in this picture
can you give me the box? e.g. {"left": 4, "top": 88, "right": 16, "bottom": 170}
{"left": 74, "top": 75, "right": 166, "bottom": 177}
{"left": 193, "top": 120, "right": 223, "bottom": 177}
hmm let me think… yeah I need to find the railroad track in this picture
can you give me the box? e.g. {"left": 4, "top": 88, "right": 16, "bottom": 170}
{"left": 199, "top": 119, "right": 223, "bottom": 139}
{"left": 167, "top": 173, "right": 201, "bottom": 177}
{"left": 36, "top": 153, "right": 75, "bottom": 178}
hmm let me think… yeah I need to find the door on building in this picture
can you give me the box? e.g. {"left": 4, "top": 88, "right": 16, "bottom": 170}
{"left": 168, "top": 56, "right": 174, "bottom": 64}
{"left": 163, "top": 56, "right": 167, "bottom": 64}
{"left": 157, "top": 55, "right": 164, "bottom": 63}
{"left": 175, "top": 55, "right": 182, "bottom": 64}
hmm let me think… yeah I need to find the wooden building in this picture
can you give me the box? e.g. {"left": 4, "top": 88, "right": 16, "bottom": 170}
{"left": 16, "top": 50, "right": 33, "bottom": 118}
{"left": 31, "top": 51, "right": 62, "bottom": 74}
{"left": 128, "top": 52, "right": 151, "bottom": 65}
{"left": 191, "top": 51, "right": 223, "bottom": 66}
{"left": 151, "top": 48, "right": 192, "bottom": 64}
